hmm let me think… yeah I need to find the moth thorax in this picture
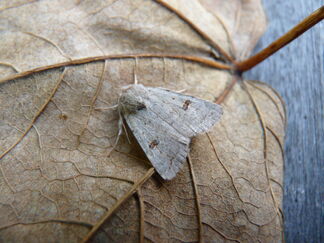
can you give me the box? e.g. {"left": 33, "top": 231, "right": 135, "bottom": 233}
{"left": 119, "top": 91, "right": 146, "bottom": 114}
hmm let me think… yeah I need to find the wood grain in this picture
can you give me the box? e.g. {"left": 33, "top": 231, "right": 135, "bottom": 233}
{"left": 247, "top": 1, "right": 323, "bottom": 242}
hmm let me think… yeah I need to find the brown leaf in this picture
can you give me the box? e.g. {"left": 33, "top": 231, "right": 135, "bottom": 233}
{"left": 98, "top": 80, "right": 285, "bottom": 243}
{"left": 0, "top": 0, "right": 284, "bottom": 242}
{"left": 1, "top": 0, "right": 215, "bottom": 75}
{"left": 197, "top": 0, "right": 267, "bottom": 60}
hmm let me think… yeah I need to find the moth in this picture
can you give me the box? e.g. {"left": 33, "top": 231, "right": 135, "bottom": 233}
{"left": 116, "top": 84, "right": 223, "bottom": 180}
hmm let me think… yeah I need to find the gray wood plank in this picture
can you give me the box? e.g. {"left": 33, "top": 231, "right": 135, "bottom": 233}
{"left": 246, "top": 1, "right": 324, "bottom": 242}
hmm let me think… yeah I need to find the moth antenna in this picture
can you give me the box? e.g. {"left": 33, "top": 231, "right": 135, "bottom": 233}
{"left": 176, "top": 89, "right": 186, "bottom": 93}
{"left": 157, "top": 87, "right": 186, "bottom": 93}
{"left": 134, "top": 57, "right": 139, "bottom": 85}
{"left": 163, "top": 57, "right": 166, "bottom": 83}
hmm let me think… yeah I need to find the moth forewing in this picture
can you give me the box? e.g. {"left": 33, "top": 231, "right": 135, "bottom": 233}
{"left": 119, "top": 84, "right": 223, "bottom": 180}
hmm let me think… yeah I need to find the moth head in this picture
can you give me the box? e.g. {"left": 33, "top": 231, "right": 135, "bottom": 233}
{"left": 119, "top": 86, "right": 146, "bottom": 114}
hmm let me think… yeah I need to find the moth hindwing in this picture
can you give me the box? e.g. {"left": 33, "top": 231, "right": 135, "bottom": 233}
{"left": 118, "top": 84, "right": 223, "bottom": 180}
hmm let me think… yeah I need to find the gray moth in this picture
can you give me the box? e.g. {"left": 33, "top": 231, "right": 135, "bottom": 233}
{"left": 117, "top": 84, "right": 223, "bottom": 180}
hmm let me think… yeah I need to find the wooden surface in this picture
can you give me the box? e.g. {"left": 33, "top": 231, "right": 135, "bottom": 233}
{"left": 247, "top": 1, "right": 323, "bottom": 242}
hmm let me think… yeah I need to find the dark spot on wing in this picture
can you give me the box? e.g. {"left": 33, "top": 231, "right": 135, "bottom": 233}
{"left": 59, "top": 114, "right": 68, "bottom": 120}
{"left": 149, "top": 140, "right": 159, "bottom": 149}
{"left": 182, "top": 100, "right": 191, "bottom": 110}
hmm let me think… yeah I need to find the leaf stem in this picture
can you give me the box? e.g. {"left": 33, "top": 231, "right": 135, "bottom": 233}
{"left": 235, "top": 6, "right": 324, "bottom": 72}
{"left": 81, "top": 168, "right": 155, "bottom": 243}
{"left": 215, "top": 77, "right": 238, "bottom": 104}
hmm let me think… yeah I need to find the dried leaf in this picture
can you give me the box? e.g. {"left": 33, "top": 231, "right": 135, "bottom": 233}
{"left": 197, "top": 0, "right": 267, "bottom": 60}
{"left": 99, "top": 79, "right": 285, "bottom": 243}
{"left": 0, "top": 0, "right": 284, "bottom": 242}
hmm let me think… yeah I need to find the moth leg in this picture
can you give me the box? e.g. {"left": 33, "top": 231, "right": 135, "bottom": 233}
{"left": 115, "top": 116, "right": 124, "bottom": 145}
{"left": 81, "top": 104, "right": 118, "bottom": 111}
{"left": 95, "top": 104, "right": 118, "bottom": 111}
{"left": 122, "top": 120, "right": 131, "bottom": 144}
{"left": 106, "top": 115, "right": 124, "bottom": 157}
